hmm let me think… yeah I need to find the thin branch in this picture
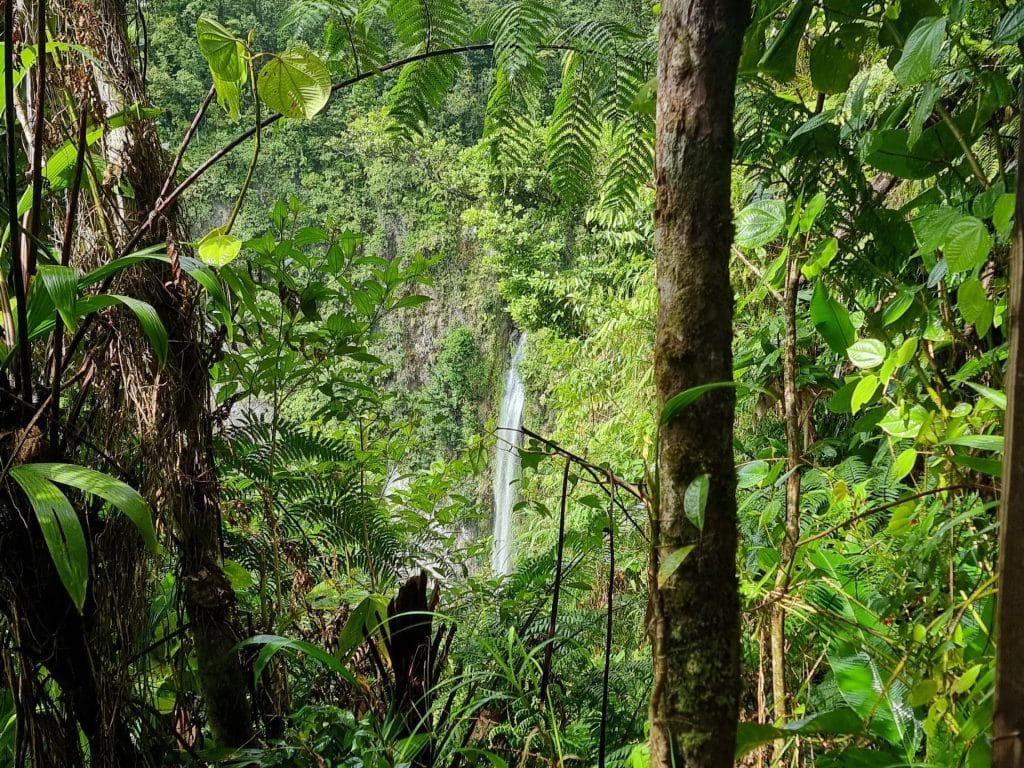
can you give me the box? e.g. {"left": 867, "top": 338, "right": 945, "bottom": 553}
{"left": 539, "top": 458, "right": 571, "bottom": 707}
{"left": 795, "top": 485, "right": 977, "bottom": 548}
{"left": 4, "top": 1, "right": 32, "bottom": 405}
{"left": 25, "top": 0, "right": 47, "bottom": 279}
{"left": 50, "top": 108, "right": 89, "bottom": 449}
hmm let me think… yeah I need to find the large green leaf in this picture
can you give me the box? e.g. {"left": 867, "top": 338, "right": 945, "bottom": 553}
{"left": 22, "top": 463, "right": 159, "bottom": 553}
{"left": 37, "top": 265, "right": 79, "bottom": 331}
{"left": 810, "top": 281, "right": 855, "bottom": 355}
{"left": 257, "top": 48, "right": 331, "bottom": 119}
{"left": 957, "top": 277, "right": 993, "bottom": 335}
{"left": 660, "top": 381, "right": 761, "bottom": 425}
{"left": 8, "top": 466, "right": 89, "bottom": 613}
{"left": 734, "top": 199, "right": 785, "bottom": 249}
{"left": 994, "top": 4, "right": 1024, "bottom": 45}
{"left": 758, "top": 0, "right": 813, "bottom": 82}
{"left": 198, "top": 228, "right": 243, "bottom": 267}
{"left": 809, "top": 24, "right": 868, "bottom": 94}
{"left": 196, "top": 17, "right": 246, "bottom": 82}
{"left": 944, "top": 216, "right": 991, "bottom": 273}
{"left": 892, "top": 16, "right": 946, "bottom": 85}
{"left": 847, "top": 339, "right": 886, "bottom": 369}
{"left": 829, "top": 653, "right": 917, "bottom": 747}
{"left": 77, "top": 295, "right": 168, "bottom": 365}
{"left": 240, "top": 634, "right": 359, "bottom": 687}
{"left": 735, "top": 708, "right": 864, "bottom": 759}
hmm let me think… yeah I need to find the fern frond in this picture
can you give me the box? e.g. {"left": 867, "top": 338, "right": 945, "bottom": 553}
{"left": 388, "top": 54, "right": 463, "bottom": 136}
{"left": 598, "top": 116, "right": 652, "bottom": 219}
{"left": 546, "top": 52, "right": 600, "bottom": 206}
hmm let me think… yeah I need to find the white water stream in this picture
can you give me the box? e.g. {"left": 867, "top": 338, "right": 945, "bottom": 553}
{"left": 490, "top": 333, "right": 527, "bottom": 575}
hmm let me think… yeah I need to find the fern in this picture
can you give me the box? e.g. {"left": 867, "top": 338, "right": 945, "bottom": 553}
{"left": 218, "top": 412, "right": 401, "bottom": 586}
{"left": 483, "top": 0, "right": 555, "bottom": 151}
{"left": 546, "top": 52, "right": 600, "bottom": 205}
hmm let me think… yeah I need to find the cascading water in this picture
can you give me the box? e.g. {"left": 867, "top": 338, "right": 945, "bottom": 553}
{"left": 491, "top": 333, "right": 527, "bottom": 575}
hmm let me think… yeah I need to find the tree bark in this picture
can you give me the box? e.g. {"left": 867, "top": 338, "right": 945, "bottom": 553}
{"left": 993, "top": 85, "right": 1024, "bottom": 768}
{"left": 649, "top": 2, "right": 749, "bottom": 767}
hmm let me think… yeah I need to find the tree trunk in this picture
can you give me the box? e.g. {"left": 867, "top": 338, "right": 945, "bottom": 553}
{"left": 993, "top": 85, "right": 1024, "bottom": 768}
{"left": 770, "top": 253, "right": 803, "bottom": 757}
{"left": 649, "top": 2, "right": 749, "bottom": 767}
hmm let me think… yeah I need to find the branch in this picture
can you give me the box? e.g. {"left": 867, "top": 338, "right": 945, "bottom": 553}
{"left": 4, "top": 1, "right": 32, "bottom": 405}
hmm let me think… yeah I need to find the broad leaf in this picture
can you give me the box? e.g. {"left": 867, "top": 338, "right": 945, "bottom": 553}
{"left": 240, "top": 634, "right": 359, "bottom": 687}
{"left": 684, "top": 474, "right": 709, "bottom": 532}
{"left": 657, "top": 545, "right": 695, "bottom": 588}
{"left": 847, "top": 339, "right": 886, "bottom": 369}
{"left": 196, "top": 17, "right": 246, "bottom": 82}
{"left": 892, "top": 17, "right": 946, "bottom": 85}
{"left": 37, "top": 265, "right": 79, "bottom": 331}
{"left": 810, "top": 281, "right": 855, "bottom": 355}
{"left": 957, "top": 278, "right": 993, "bottom": 336}
{"left": 944, "top": 216, "right": 991, "bottom": 273}
{"left": 735, "top": 199, "right": 785, "bottom": 249}
{"left": 21, "top": 463, "right": 159, "bottom": 552}
{"left": 994, "top": 4, "right": 1024, "bottom": 45}
{"left": 257, "top": 48, "right": 331, "bottom": 119}
{"left": 198, "top": 228, "right": 243, "bottom": 267}
{"left": 9, "top": 465, "right": 89, "bottom": 612}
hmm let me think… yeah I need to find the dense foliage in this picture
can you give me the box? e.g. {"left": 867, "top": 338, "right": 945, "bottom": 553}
{"left": 0, "top": 0, "right": 1022, "bottom": 766}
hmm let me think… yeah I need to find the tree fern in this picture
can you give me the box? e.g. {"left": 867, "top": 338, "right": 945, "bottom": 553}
{"left": 483, "top": 0, "right": 556, "bottom": 155}
{"left": 218, "top": 412, "right": 401, "bottom": 586}
{"left": 546, "top": 52, "right": 601, "bottom": 205}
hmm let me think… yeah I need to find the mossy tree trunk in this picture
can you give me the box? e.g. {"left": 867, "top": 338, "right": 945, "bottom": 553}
{"left": 649, "top": 1, "right": 749, "bottom": 766}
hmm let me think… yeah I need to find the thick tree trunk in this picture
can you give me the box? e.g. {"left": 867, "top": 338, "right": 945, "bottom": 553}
{"left": 649, "top": 2, "right": 749, "bottom": 767}
{"left": 993, "top": 87, "right": 1024, "bottom": 768}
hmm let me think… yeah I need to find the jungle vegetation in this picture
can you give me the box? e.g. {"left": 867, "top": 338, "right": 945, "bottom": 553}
{"left": 1, "top": 0, "right": 1023, "bottom": 766}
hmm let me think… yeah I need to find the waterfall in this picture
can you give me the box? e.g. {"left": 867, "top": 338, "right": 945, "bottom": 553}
{"left": 491, "top": 333, "right": 527, "bottom": 575}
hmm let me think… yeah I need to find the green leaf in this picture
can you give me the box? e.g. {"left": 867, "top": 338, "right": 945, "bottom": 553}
{"left": 240, "top": 634, "right": 359, "bottom": 687}
{"left": 77, "top": 295, "right": 168, "bottom": 365}
{"left": 212, "top": 73, "right": 242, "bottom": 120}
{"left": 848, "top": 339, "right": 886, "bottom": 369}
{"left": 801, "top": 238, "right": 838, "bottom": 280}
{"left": 889, "top": 448, "right": 917, "bottom": 483}
{"left": 392, "top": 294, "right": 431, "bottom": 310}
{"left": 943, "top": 434, "right": 1003, "bottom": 452}
{"left": 735, "top": 708, "right": 864, "bottom": 758}
{"left": 809, "top": 24, "right": 868, "bottom": 94}
{"left": 196, "top": 17, "right": 246, "bottom": 82}
{"left": 24, "top": 463, "right": 159, "bottom": 552}
{"left": 994, "top": 5, "right": 1024, "bottom": 45}
{"left": 829, "top": 653, "right": 914, "bottom": 746}
{"left": 735, "top": 199, "right": 786, "bottom": 249}
{"left": 944, "top": 216, "right": 991, "bottom": 273}
{"left": 257, "top": 48, "right": 331, "bottom": 119}
{"left": 957, "top": 278, "right": 993, "bottom": 336}
{"left": 967, "top": 382, "right": 1006, "bottom": 410}
{"left": 993, "top": 193, "right": 1015, "bottom": 239}
{"left": 892, "top": 16, "right": 945, "bottom": 85}
{"left": 758, "top": 0, "right": 813, "bottom": 82}
{"left": 661, "top": 382, "right": 761, "bottom": 425}
{"left": 879, "top": 403, "right": 930, "bottom": 439}
{"left": 37, "top": 264, "right": 79, "bottom": 331}
{"left": 684, "top": 474, "right": 709, "bottom": 532}
{"left": 912, "top": 206, "right": 959, "bottom": 253}
{"left": 657, "top": 545, "right": 695, "bottom": 588}
{"left": 810, "top": 281, "right": 855, "bottom": 355}
{"left": 851, "top": 374, "right": 879, "bottom": 414}
{"left": 198, "top": 228, "right": 243, "bottom": 267}
{"left": 9, "top": 465, "right": 89, "bottom": 613}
